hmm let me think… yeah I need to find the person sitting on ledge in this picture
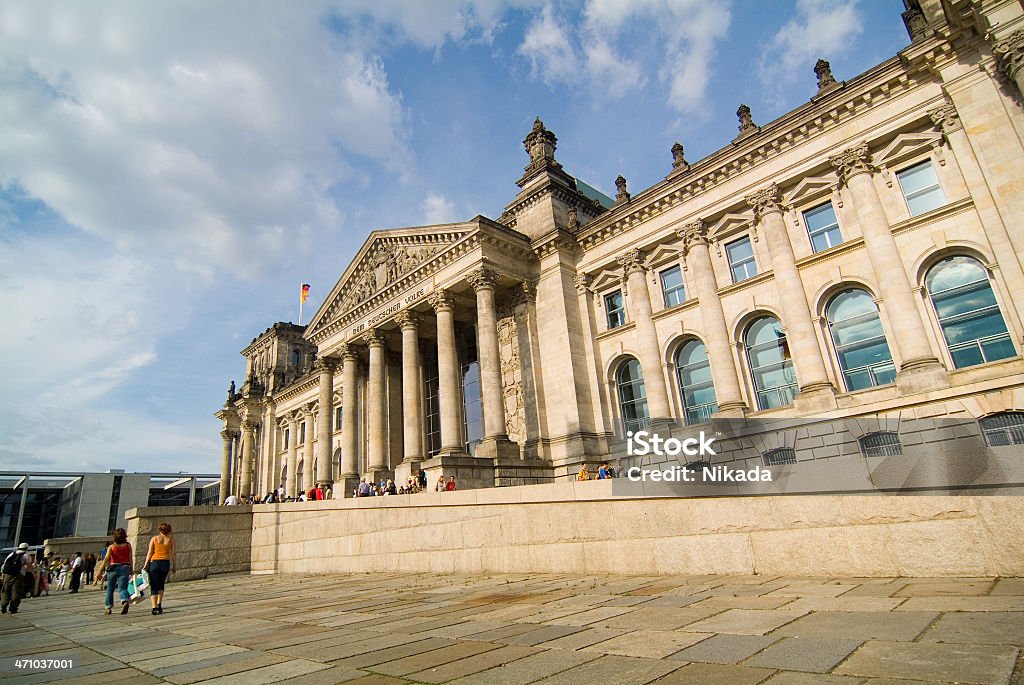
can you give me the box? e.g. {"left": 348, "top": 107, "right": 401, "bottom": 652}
{"left": 446, "top": 476, "right": 456, "bottom": 491}
{"left": 577, "top": 464, "right": 591, "bottom": 481}
{"left": 436, "top": 476, "right": 446, "bottom": 492}
{"left": 597, "top": 462, "right": 610, "bottom": 479}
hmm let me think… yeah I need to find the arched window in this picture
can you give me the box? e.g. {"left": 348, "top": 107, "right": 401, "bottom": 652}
{"left": 860, "top": 431, "right": 902, "bottom": 457}
{"left": 675, "top": 340, "right": 718, "bottom": 424}
{"left": 827, "top": 289, "right": 895, "bottom": 391}
{"left": 763, "top": 447, "right": 796, "bottom": 465}
{"left": 926, "top": 255, "right": 1014, "bottom": 368}
{"left": 745, "top": 317, "right": 797, "bottom": 410}
{"left": 617, "top": 358, "right": 649, "bottom": 434}
{"left": 979, "top": 412, "right": 1024, "bottom": 446}
{"left": 292, "top": 349, "right": 301, "bottom": 367}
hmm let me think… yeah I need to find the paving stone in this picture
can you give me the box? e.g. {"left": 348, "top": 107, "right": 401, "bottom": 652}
{"left": 766, "top": 584, "right": 859, "bottom": 598}
{"left": 761, "top": 673, "right": 865, "bottom": 685}
{"left": 583, "top": 630, "right": 713, "bottom": 658}
{"left": 164, "top": 652, "right": 292, "bottom": 684}
{"left": 447, "top": 648, "right": 601, "bottom": 685}
{"left": 895, "top": 596, "right": 1024, "bottom": 612}
{"left": 650, "top": 662, "right": 776, "bottom": 685}
{"left": 131, "top": 644, "right": 248, "bottom": 670}
{"left": 668, "top": 634, "right": 778, "bottom": 664}
{"left": 541, "top": 606, "right": 634, "bottom": 626}
{"left": 533, "top": 627, "right": 626, "bottom": 651}
{"left": 682, "top": 609, "right": 807, "bottom": 636}
{"left": 331, "top": 637, "right": 455, "bottom": 669}
{"left": 780, "top": 597, "right": 906, "bottom": 613}
{"left": 834, "top": 641, "right": 1017, "bottom": 684}
{"left": 989, "top": 578, "right": 1024, "bottom": 596}
{"left": 919, "top": 611, "right": 1024, "bottom": 645}
{"left": 595, "top": 607, "right": 720, "bottom": 631}
{"left": 193, "top": 658, "right": 331, "bottom": 685}
{"left": 371, "top": 640, "right": 502, "bottom": 676}
{"left": 531, "top": 654, "right": 683, "bottom": 685}
{"left": 774, "top": 611, "right": 938, "bottom": 641}
{"left": 893, "top": 581, "right": 995, "bottom": 597}
{"left": 503, "top": 624, "right": 587, "bottom": 646}
{"left": 405, "top": 644, "right": 539, "bottom": 683}
{"left": 689, "top": 596, "right": 797, "bottom": 611}
{"left": 745, "top": 637, "right": 862, "bottom": 673}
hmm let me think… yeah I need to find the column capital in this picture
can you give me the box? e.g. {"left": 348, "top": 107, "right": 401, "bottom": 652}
{"left": 745, "top": 183, "right": 782, "bottom": 221}
{"left": 574, "top": 273, "right": 591, "bottom": 293}
{"left": 429, "top": 288, "right": 454, "bottom": 313}
{"left": 313, "top": 357, "right": 338, "bottom": 374}
{"left": 617, "top": 248, "right": 646, "bottom": 276}
{"left": 676, "top": 219, "right": 709, "bottom": 255}
{"left": 508, "top": 281, "right": 537, "bottom": 307}
{"left": 394, "top": 309, "right": 420, "bottom": 330}
{"left": 363, "top": 329, "right": 387, "bottom": 349}
{"left": 829, "top": 142, "right": 872, "bottom": 184}
{"left": 993, "top": 29, "right": 1024, "bottom": 80}
{"left": 467, "top": 267, "right": 498, "bottom": 292}
{"left": 220, "top": 429, "right": 236, "bottom": 441}
{"left": 928, "top": 100, "right": 962, "bottom": 136}
{"left": 337, "top": 342, "right": 359, "bottom": 362}
{"left": 242, "top": 420, "right": 259, "bottom": 432}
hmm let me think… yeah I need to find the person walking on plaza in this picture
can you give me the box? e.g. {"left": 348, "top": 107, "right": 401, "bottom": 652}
{"left": 84, "top": 553, "right": 96, "bottom": 585}
{"left": 142, "top": 523, "right": 176, "bottom": 616}
{"left": 69, "top": 552, "right": 83, "bottom": 593}
{"left": 56, "top": 558, "right": 68, "bottom": 590}
{"left": 1, "top": 543, "right": 30, "bottom": 614}
{"left": 94, "top": 528, "right": 134, "bottom": 615}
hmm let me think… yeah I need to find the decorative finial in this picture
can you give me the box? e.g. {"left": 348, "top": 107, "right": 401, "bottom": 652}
{"left": 737, "top": 104, "right": 756, "bottom": 133}
{"left": 671, "top": 142, "right": 689, "bottom": 171}
{"left": 614, "top": 175, "right": 630, "bottom": 205}
{"left": 523, "top": 117, "right": 558, "bottom": 166}
{"left": 814, "top": 59, "right": 839, "bottom": 95}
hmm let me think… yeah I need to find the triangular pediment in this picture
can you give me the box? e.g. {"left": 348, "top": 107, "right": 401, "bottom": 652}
{"left": 307, "top": 222, "right": 475, "bottom": 334}
{"left": 645, "top": 244, "right": 682, "bottom": 268}
{"left": 873, "top": 132, "right": 942, "bottom": 168}
{"left": 784, "top": 176, "right": 836, "bottom": 207}
{"left": 589, "top": 267, "right": 623, "bottom": 293}
{"left": 708, "top": 213, "right": 754, "bottom": 241}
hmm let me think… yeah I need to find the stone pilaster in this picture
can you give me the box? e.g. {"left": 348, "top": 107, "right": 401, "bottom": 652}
{"left": 338, "top": 343, "right": 360, "bottom": 497}
{"left": 285, "top": 417, "right": 298, "bottom": 498}
{"left": 314, "top": 358, "right": 337, "bottom": 488}
{"left": 219, "top": 429, "right": 234, "bottom": 502}
{"left": 746, "top": 184, "right": 836, "bottom": 410}
{"left": 831, "top": 144, "right": 947, "bottom": 393}
{"left": 617, "top": 248, "right": 674, "bottom": 427}
{"left": 678, "top": 220, "right": 747, "bottom": 417}
{"left": 469, "top": 268, "right": 518, "bottom": 458}
{"left": 364, "top": 330, "right": 389, "bottom": 473}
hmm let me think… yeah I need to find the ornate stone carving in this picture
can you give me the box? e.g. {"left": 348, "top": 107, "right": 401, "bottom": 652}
{"left": 220, "top": 429, "right": 236, "bottom": 442}
{"left": 429, "top": 288, "right": 453, "bottom": 312}
{"left": 363, "top": 329, "right": 386, "bottom": 348}
{"left": 574, "top": 273, "right": 591, "bottom": 293}
{"left": 829, "top": 142, "right": 873, "bottom": 184}
{"left": 313, "top": 357, "right": 338, "bottom": 373}
{"left": 993, "top": 30, "right": 1024, "bottom": 81}
{"left": 671, "top": 142, "right": 689, "bottom": 171}
{"left": 614, "top": 175, "right": 630, "bottom": 204}
{"left": 814, "top": 58, "right": 840, "bottom": 95}
{"left": 617, "top": 248, "right": 646, "bottom": 276}
{"left": 467, "top": 267, "right": 497, "bottom": 292}
{"left": 394, "top": 309, "right": 420, "bottom": 329}
{"left": 520, "top": 281, "right": 537, "bottom": 304}
{"left": 335, "top": 240, "right": 446, "bottom": 315}
{"left": 521, "top": 117, "right": 563, "bottom": 180}
{"left": 744, "top": 184, "right": 783, "bottom": 220}
{"left": 566, "top": 207, "right": 578, "bottom": 231}
{"left": 338, "top": 342, "right": 358, "bottom": 361}
{"left": 929, "top": 100, "right": 962, "bottom": 136}
{"left": 902, "top": 3, "right": 928, "bottom": 42}
{"left": 737, "top": 104, "right": 757, "bottom": 134}
{"left": 677, "top": 219, "right": 710, "bottom": 256}
{"left": 495, "top": 308, "right": 524, "bottom": 442}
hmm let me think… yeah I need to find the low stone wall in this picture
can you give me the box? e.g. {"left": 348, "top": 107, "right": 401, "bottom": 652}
{"left": 248, "top": 483, "right": 1024, "bottom": 577}
{"left": 44, "top": 535, "right": 110, "bottom": 560}
{"left": 125, "top": 505, "right": 252, "bottom": 581}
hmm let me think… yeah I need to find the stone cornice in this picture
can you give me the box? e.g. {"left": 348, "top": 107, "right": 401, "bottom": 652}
{"left": 240, "top": 322, "right": 307, "bottom": 357}
{"left": 499, "top": 180, "right": 605, "bottom": 231}
{"left": 270, "top": 374, "right": 320, "bottom": 405}
{"left": 575, "top": 56, "right": 925, "bottom": 253}
{"left": 531, "top": 228, "right": 580, "bottom": 259}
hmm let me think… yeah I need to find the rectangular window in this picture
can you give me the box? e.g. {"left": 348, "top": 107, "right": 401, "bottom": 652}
{"left": 335, "top": 406, "right": 343, "bottom": 429}
{"left": 726, "top": 237, "right": 757, "bottom": 283}
{"left": 283, "top": 429, "right": 289, "bottom": 450}
{"left": 300, "top": 421, "right": 306, "bottom": 444}
{"left": 897, "top": 161, "right": 945, "bottom": 216}
{"left": 803, "top": 201, "right": 843, "bottom": 253}
{"left": 660, "top": 265, "right": 686, "bottom": 308}
{"left": 605, "top": 290, "right": 626, "bottom": 329}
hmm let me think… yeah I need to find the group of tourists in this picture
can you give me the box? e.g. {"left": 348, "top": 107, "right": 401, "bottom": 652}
{"left": 1, "top": 522, "right": 178, "bottom": 618}
{"left": 576, "top": 462, "right": 618, "bottom": 481}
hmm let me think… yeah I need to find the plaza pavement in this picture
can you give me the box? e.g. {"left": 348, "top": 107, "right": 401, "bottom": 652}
{"left": 0, "top": 572, "right": 1022, "bottom": 684}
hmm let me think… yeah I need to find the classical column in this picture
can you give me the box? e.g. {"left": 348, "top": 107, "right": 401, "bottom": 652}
{"left": 746, "top": 184, "right": 834, "bottom": 399}
{"left": 831, "top": 144, "right": 946, "bottom": 389}
{"left": 261, "top": 399, "right": 276, "bottom": 495}
{"left": 285, "top": 417, "right": 298, "bottom": 498}
{"left": 395, "top": 311, "right": 424, "bottom": 464}
{"left": 677, "top": 220, "right": 747, "bottom": 416}
{"left": 301, "top": 409, "right": 314, "bottom": 493}
{"left": 315, "top": 357, "right": 337, "bottom": 488}
{"left": 618, "top": 249, "right": 673, "bottom": 425}
{"left": 219, "top": 429, "right": 234, "bottom": 501}
{"left": 431, "top": 289, "right": 466, "bottom": 456}
{"left": 468, "top": 267, "right": 517, "bottom": 455}
{"left": 339, "top": 344, "right": 360, "bottom": 486}
{"left": 365, "top": 330, "right": 389, "bottom": 472}
{"left": 994, "top": 30, "right": 1024, "bottom": 99}
{"left": 239, "top": 421, "right": 257, "bottom": 498}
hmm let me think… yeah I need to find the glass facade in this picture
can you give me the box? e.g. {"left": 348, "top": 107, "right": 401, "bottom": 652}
{"left": 617, "top": 358, "right": 650, "bottom": 434}
{"left": 803, "top": 201, "right": 843, "bottom": 253}
{"left": 675, "top": 340, "right": 718, "bottom": 424}
{"left": 926, "top": 255, "right": 1014, "bottom": 368}
{"left": 726, "top": 237, "right": 757, "bottom": 283}
{"left": 827, "top": 289, "right": 895, "bottom": 391}
{"left": 745, "top": 316, "right": 797, "bottom": 410}
{"left": 897, "top": 161, "right": 945, "bottom": 216}
{"left": 605, "top": 290, "right": 626, "bottom": 328}
{"left": 660, "top": 265, "right": 686, "bottom": 307}
{"left": 459, "top": 325, "right": 483, "bottom": 454}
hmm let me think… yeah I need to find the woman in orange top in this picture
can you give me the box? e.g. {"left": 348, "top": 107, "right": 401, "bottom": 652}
{"left": 142, "top": 523, "right": 177, "bottom": 615}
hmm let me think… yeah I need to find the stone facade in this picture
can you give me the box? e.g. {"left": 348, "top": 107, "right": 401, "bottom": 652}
{"left": 218, "top": 0, "right": 1024, "bottom": 498}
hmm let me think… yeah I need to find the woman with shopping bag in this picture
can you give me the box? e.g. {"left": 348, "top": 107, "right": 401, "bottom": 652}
{"left": 141, "top": 522, "right": 176, "bottom": 615}
{"left": 93, "top": 528, "right": 133, "bottom": 615}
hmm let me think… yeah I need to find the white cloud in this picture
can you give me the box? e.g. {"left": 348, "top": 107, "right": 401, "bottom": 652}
{"left": 422, "top": 193, "right": 458, "bottom": 224}
{"left": 518, "top": 4, "right": 579, "bottom": 85}
{"left": 759, "top": 0, "right": 863, "bottom": 103}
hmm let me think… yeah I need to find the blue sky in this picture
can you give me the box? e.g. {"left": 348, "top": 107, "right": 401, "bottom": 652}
{"left": 0, "top": 1, "right": 910, "bottom": 473}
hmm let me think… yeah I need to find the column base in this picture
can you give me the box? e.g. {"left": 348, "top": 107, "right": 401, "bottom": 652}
{"left": 896, "top": 358, "right": 949, "bottom": 395}
{"left": 420, "top": 452, "right": 494, "bottom": 490}
{"left": 474, "top": 436, "right": 520, "bottom": 460}
{"left": 713, "top": 401, "right": 748, "bottom": 419}
{"left": 494, "top": 457, "right": 554, "bottom": 487}
{"left": 336, "top": 475, "right": 361, "bottom": 499}
{"left": 365, "top": 468, "right": 395, "bottom": 488}
{"left": 648, "top": 417, "right": 678, "bottom": 431}
{"left": 793, "top": 382, "right": 838, "bottom": 413}
{"left": 393, "top": 460, "right": 423, "bottom": 488}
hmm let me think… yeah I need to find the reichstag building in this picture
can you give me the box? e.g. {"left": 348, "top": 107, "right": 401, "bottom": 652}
{"left": 217, "top": 0, "right": 1024, "bottom": 500}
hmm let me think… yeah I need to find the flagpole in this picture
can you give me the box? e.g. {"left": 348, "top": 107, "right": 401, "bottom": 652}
{"left": 299, "top": 283, "right": 303, "bottom": 325}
